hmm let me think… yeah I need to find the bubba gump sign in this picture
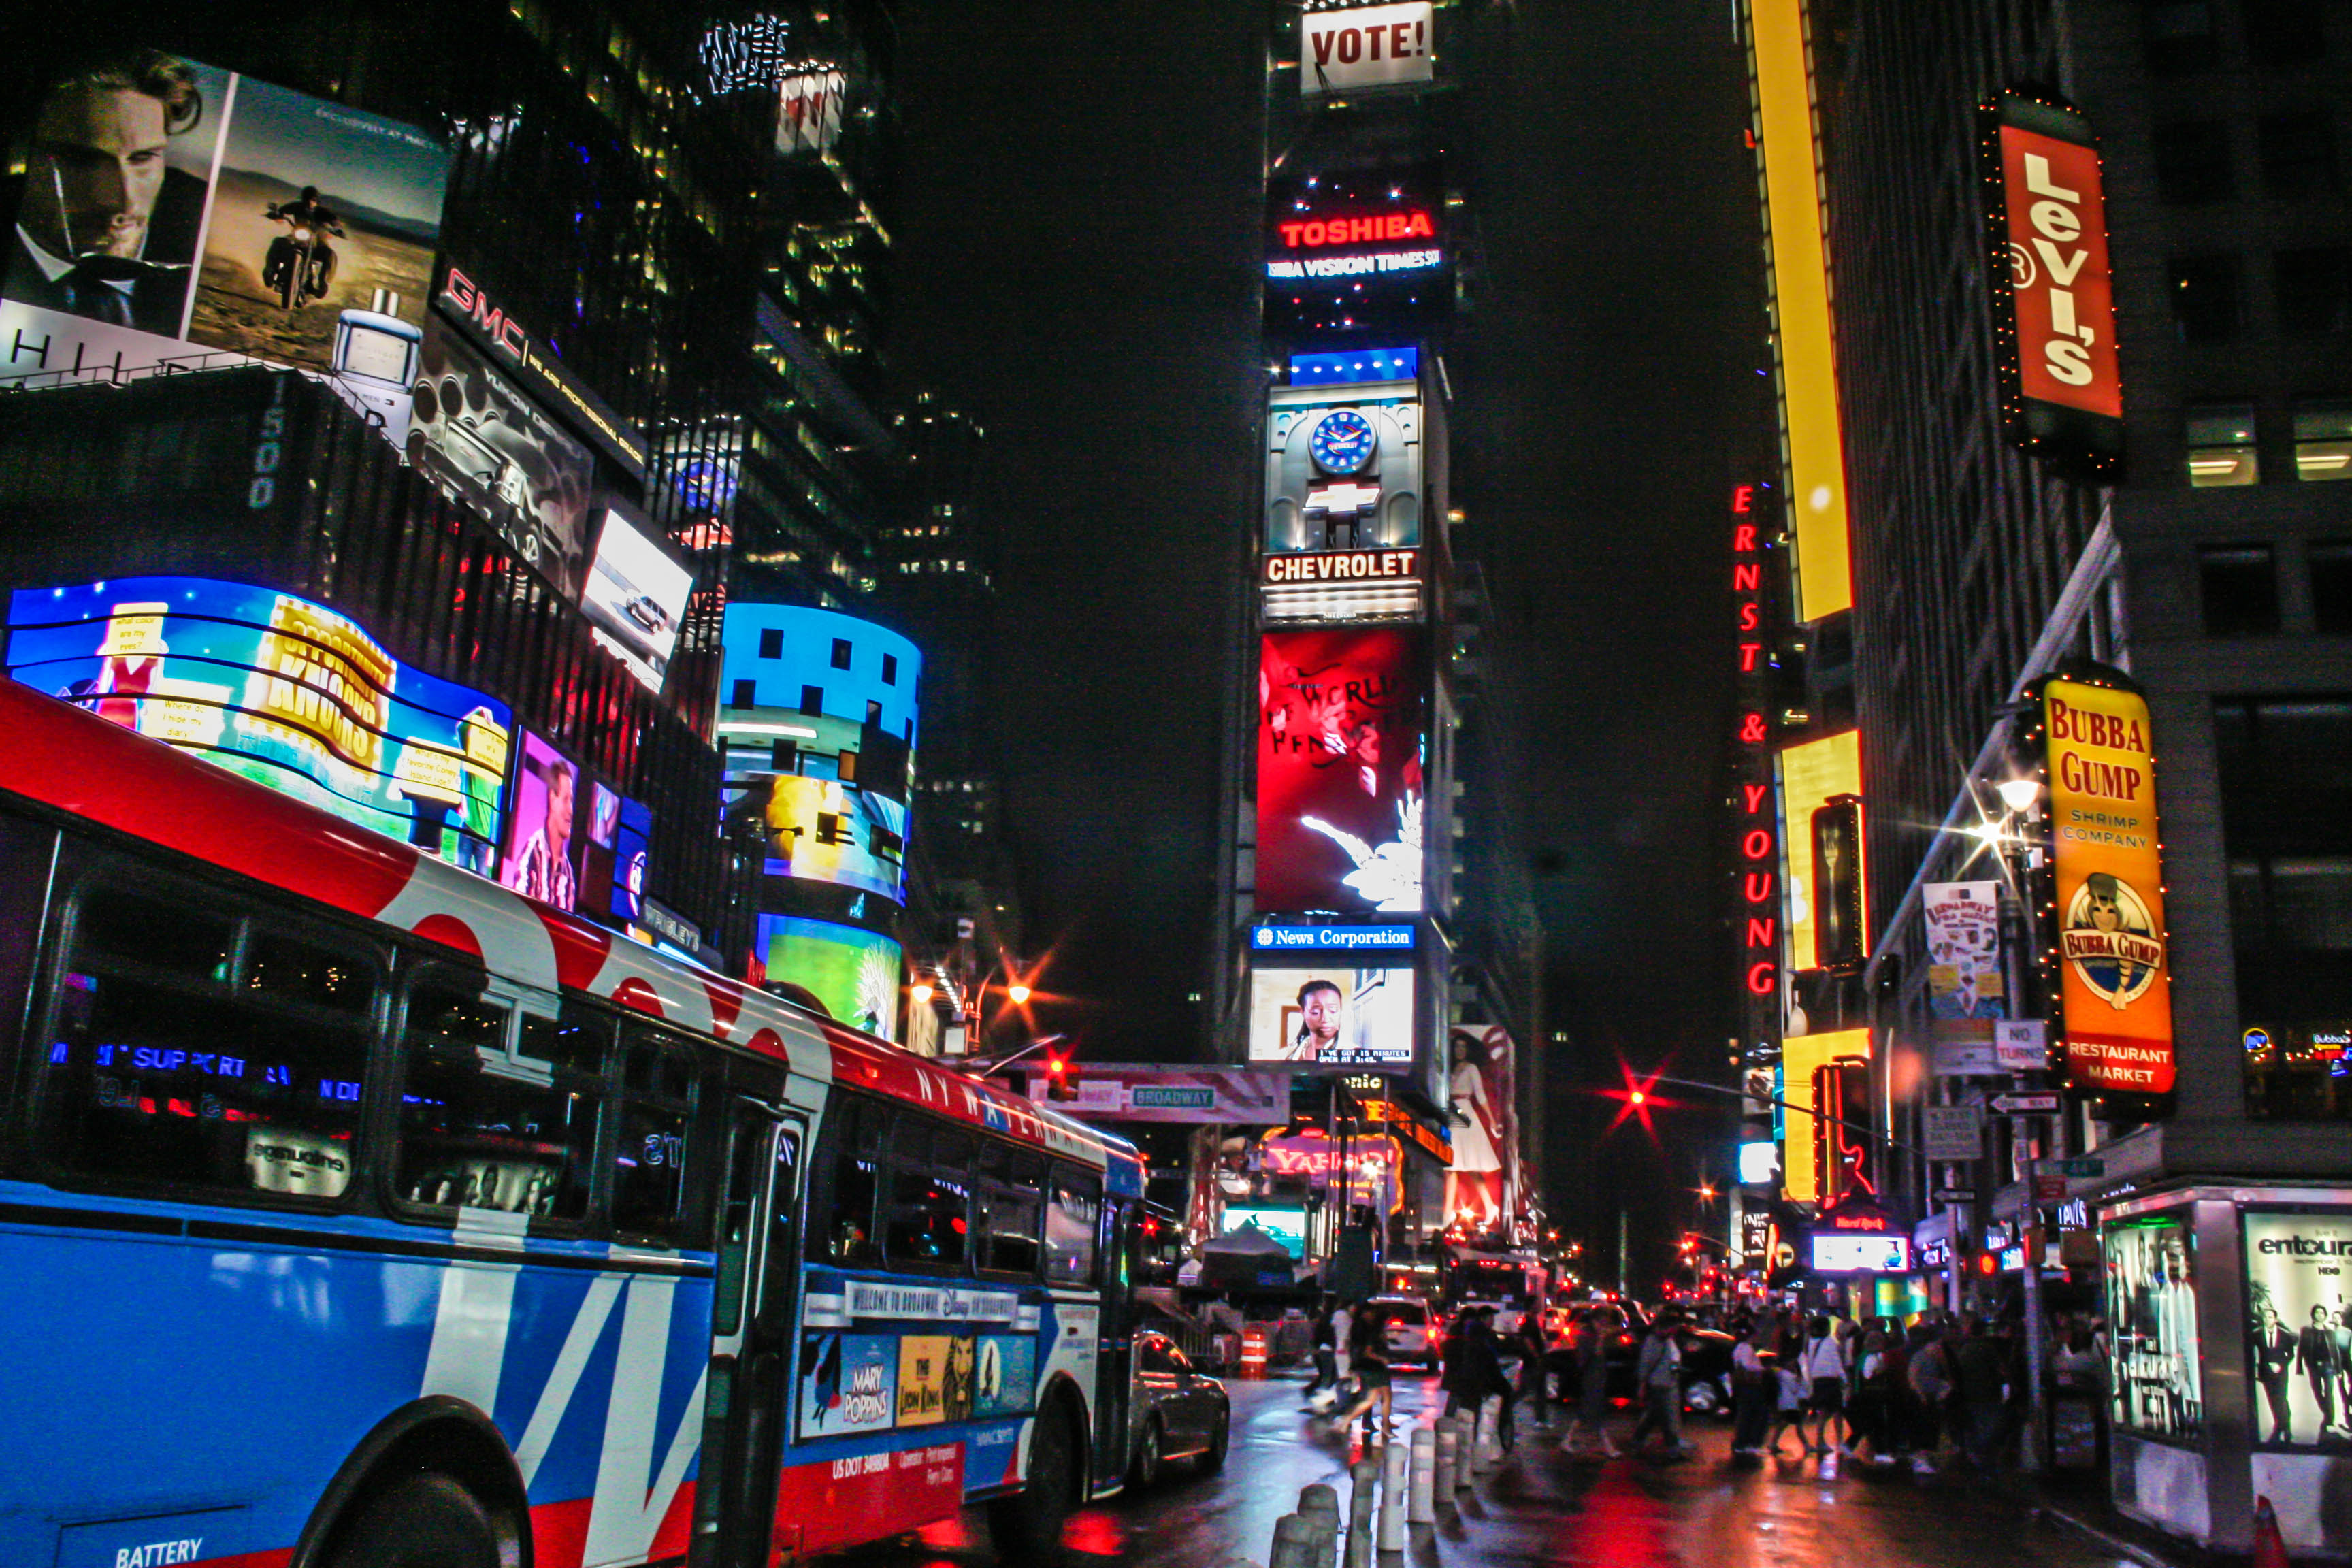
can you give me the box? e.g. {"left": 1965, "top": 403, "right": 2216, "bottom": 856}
{"left": 2043, "top": 675, "right": 2174, "bottom": 1092}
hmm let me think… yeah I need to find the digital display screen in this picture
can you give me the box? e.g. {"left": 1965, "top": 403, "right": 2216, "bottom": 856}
{"left": 2106, "top": 1212, "right": 2202, "bottom": 1441}
{"left": 499, "top": 732, "right": 583, "bottom": 912}
{"left": 728, "top": 772, "right": 909, "bottom": 904}
{"left": 1224, "top": 1208, "right": 1309, "bottom": 1259}
{"left": 1246, "top": 964, "right": 1414, "bottom": 1068}
{"left": 409, "top": 314, "right": 596, "bottom": 600}
{"left": 1, "top": 51, "right": 446, "bottom": 386}
{"left": 756, "top": 913, "right": 902, "bottom": 1041}
{"left": 2240, "top": 1210, "right": 2352, "bottom": 1452}
{"left": 1810, "top": 1234, "right": 1909, "bottom": 1273}
{"left": 1263, "top": 163, "right": 1450, "bottom": 343}
{"left": 580, "top": 781, "right": 652, "bottom": 924}
{"left": 5, "top": 578, "right": 509, "bottom": 873}
{"left": 581, "top": 506, "right": 694, "bottom": 693}
{"left": 1256, "top": 627, "right": 1424, "bottom": 915}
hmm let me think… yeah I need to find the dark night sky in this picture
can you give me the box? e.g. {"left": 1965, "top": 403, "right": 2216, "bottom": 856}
{"left": 890, "top": 1, "right": 1759, "bottom": 1285}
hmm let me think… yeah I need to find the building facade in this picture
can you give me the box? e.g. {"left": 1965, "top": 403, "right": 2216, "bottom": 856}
{"left": 1791, "top": 0, "right": 2352, "bottom": 1550}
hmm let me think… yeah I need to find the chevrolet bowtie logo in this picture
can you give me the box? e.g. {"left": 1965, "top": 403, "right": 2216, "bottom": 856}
{"left": 1305, "top": 481, "right": 1382, "bottom": 514}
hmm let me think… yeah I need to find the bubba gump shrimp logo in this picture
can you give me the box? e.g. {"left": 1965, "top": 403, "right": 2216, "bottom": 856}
{"left": 2060, "top": 870, "right": 2163, "bottom": 1010}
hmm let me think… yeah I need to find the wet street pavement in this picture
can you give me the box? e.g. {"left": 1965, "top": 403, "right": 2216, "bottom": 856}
{"left": 812, "top": 1374, "right": 2162, "bottom": 1568}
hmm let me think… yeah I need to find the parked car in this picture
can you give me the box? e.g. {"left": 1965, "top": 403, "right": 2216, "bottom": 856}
{"left": 1362, "top": 1296, "right": 1440, "bottom": 1367}
{"left": 1129, "top": 1331, "right": 1231, "bottom": 1487}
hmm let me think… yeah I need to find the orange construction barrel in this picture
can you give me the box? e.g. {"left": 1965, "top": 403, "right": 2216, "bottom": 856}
{"left": 1240, "top": 1326, "right": 1270, "bottom": 1379}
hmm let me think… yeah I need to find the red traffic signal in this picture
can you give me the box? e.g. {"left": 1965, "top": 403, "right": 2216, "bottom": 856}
{"left": 1045, "top": 1054, "right": 1075, "bottom": 1102}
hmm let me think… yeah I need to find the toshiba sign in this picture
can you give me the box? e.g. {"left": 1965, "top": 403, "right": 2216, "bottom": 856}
{"left": 1301, "top": 3, "right": 1434, "bottom": 97}
{"left": 1984, "top": 93, "right": 2124, "bottom": 476}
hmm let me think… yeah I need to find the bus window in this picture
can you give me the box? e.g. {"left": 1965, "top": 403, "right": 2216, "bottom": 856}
{"left": 40, "top": 884, "right": 378, "bottom": 1201}
{"left": 71, "top": 885, "right": 234, "bottom": 983}
{"left": 614, "top": 1024, "right": 696, "bottom": 1243}
{"left": 394, "top": 977, "right": 600, "bottom": 1220}
{"left": 243, "top": 929, "right": 375, "bottom": 1015}
{"left": 976, "top": 1142, "right": 1043, "bottom": 1277}
{"left": 811, "top": 1096, "right": 885, "bottom": 1264}
{"left": 885, "top": 1121, "right": 972, "bottom": 1268}
{"left": 1043, "top": 1169, "right": 1101, "bottom": 1286}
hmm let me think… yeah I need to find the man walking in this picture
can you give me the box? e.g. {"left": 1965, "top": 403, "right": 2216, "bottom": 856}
{"left": 1305, "top": 1296, "right": 1341, "bottom": 1403}
{"left": 1629, "top": 1312, "right": 1693, "bottom": 1458}
{"left": 1954, "top": 1318, "right": 2010, "bottom": 1469}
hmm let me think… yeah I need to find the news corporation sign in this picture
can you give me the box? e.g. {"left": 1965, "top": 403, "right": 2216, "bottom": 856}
{"left": 1252, "top": 923, "right": 1416, "bottom": 953}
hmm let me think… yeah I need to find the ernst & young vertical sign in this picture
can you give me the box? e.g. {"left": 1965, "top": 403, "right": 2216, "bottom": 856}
{"left": 2041, "top": 674, "right": 2172, "bottom": 1093}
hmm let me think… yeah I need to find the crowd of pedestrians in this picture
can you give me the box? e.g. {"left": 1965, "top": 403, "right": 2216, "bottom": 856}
{"left": 1297, "top": 1289, "right": 2110, "bottom": 1484}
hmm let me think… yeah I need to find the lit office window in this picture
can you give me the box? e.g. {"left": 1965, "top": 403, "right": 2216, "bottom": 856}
{"left": 2186, "top": 403, "right": 2260, "bottom": 487}
{"left": 2296, "top": 400, "right": 2352, "bottom": 483}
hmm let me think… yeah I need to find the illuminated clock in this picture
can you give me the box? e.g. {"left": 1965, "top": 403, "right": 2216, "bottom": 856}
{"left": 1307, "top": 409, "right": 1377, "bottom": 475}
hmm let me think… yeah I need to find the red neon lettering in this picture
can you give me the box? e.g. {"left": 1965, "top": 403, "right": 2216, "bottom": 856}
{"left": 1740, "top": 712, "right": 1768, "bottom": 745}
{"left": 1733, "top": 485, "right": 1754, "bottom": 514}
{"left": 1746, "top": 917, "right": 1776, "bottom": 948}
{"left": 1281, "top": 223, "right": 1306, "bottom": 247}
{"left": 1742, "top": 828, "right": 1772, "bottom": 860}
{"left": 1733, "top": 523, "right": 1757, "bottom": 551}
{"left": 1733, "top": 564, "right": 1760, "bottom": 591}
{"left": 1744, "top": 872, "right": 1775, "bottom": 902}
{"left": 1740, "top": 641, "right": 1763, "bottom": 672}
{"left": 1739, "top": 603, "right": 1761, "bottom": 632}
{"left": 1747, "top": 962, "right": 1777, "bottom": 995}
{"left": 1742, "top": 783, "right": 1768, "bottom": 813}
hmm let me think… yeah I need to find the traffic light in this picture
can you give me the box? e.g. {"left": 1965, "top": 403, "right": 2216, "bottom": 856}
{"left": 1045, "top": 1054, "right": 1075, "bottom": 1102}
{"left": 1975, "top": 1249, "right": 1999, "bottom": 1278}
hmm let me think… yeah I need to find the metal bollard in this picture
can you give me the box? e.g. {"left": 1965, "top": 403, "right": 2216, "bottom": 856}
{"left": 1347, "top": 1458, "right": 1379, "bottom": 1568}
{"left": 1377, "top": 1431, "right": 1409, "bottom": 1552}
{"left": 1271, "top": 1512, "right": 1318, "bottom": 1568}
{"left": 1473, "top": 1396, "right": 1501, "bottom": 1473}
{"left": 1408, "top": 1426, "right": 1437, "bottom": 1524}
{"left": 1299, "top": 1484, "right": 1340, "bottom": 1568}
{"left": 1434, "top": 1420, "right": 1459, "bottom": 1499}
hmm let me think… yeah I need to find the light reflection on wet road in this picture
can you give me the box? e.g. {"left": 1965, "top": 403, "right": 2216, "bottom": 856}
{"left": 811, "top": 1375, "right": 2155, "bottom": 1568}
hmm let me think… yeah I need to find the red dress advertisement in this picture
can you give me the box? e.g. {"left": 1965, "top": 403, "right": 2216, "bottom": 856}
{"left": 1255, "top": 627, "right": 1424, "bottom": 914}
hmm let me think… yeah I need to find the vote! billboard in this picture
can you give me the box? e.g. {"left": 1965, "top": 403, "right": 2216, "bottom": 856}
{"left": 2040, "top": 672, "right": 2173, "bottom": 1094}
{"left": 1983, "top": 91, "right": 2125, "bottom": 476}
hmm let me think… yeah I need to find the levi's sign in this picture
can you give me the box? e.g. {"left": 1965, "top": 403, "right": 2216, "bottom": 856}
{"left": 1264, "top": 549, "right": 1420, "bottom": 585}
{"left": 1985, "top": 93, "right": 2124, "bottom": 474}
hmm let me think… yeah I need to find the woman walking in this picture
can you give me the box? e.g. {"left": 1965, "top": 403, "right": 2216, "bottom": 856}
{"left": 1801, "top": 1313, "right": 1851, "bottom": 1455}
{"left": 1561, "top": 1307, "right": 1622, "bottom": 1458}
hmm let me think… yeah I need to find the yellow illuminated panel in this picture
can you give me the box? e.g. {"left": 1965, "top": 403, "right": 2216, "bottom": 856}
{"left": 1778, "top": 729, "right": 1863, "bottom": 976}
{"left": 1780, "top": 1027, "right": 1869, "bottom": 1203}
{"left": 1750, "top": 0, "right": 1852, "bottom": 623}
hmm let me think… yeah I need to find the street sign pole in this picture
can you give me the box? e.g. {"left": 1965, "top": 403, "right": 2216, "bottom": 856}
{"left": 2020, "top": 1161, "right": 2048, "bottom": 1474}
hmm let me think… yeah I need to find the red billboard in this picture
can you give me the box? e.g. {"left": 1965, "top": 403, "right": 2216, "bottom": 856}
{"left": 1987, "top": 93, "right": 2124, "bottom": 474}
{"left": 1256, "top": 628, "right": 1424, "bottom": 915}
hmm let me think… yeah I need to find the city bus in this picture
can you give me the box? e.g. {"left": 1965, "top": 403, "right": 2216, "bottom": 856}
{"left": 0, "top": 678, "right": 1153, "bottom": 1568}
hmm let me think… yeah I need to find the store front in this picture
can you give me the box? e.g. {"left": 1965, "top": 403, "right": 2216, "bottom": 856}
{"left": 2100, "top": 1182, "right": 2352, "bottom": 1556}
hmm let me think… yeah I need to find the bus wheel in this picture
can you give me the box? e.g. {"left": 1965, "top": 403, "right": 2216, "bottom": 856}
{"left": 987, "top": 1402, "right": 1075, "bottom": 1565}
{"left": 328, "top": 1473, "right": 506, "bottom": 1568}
